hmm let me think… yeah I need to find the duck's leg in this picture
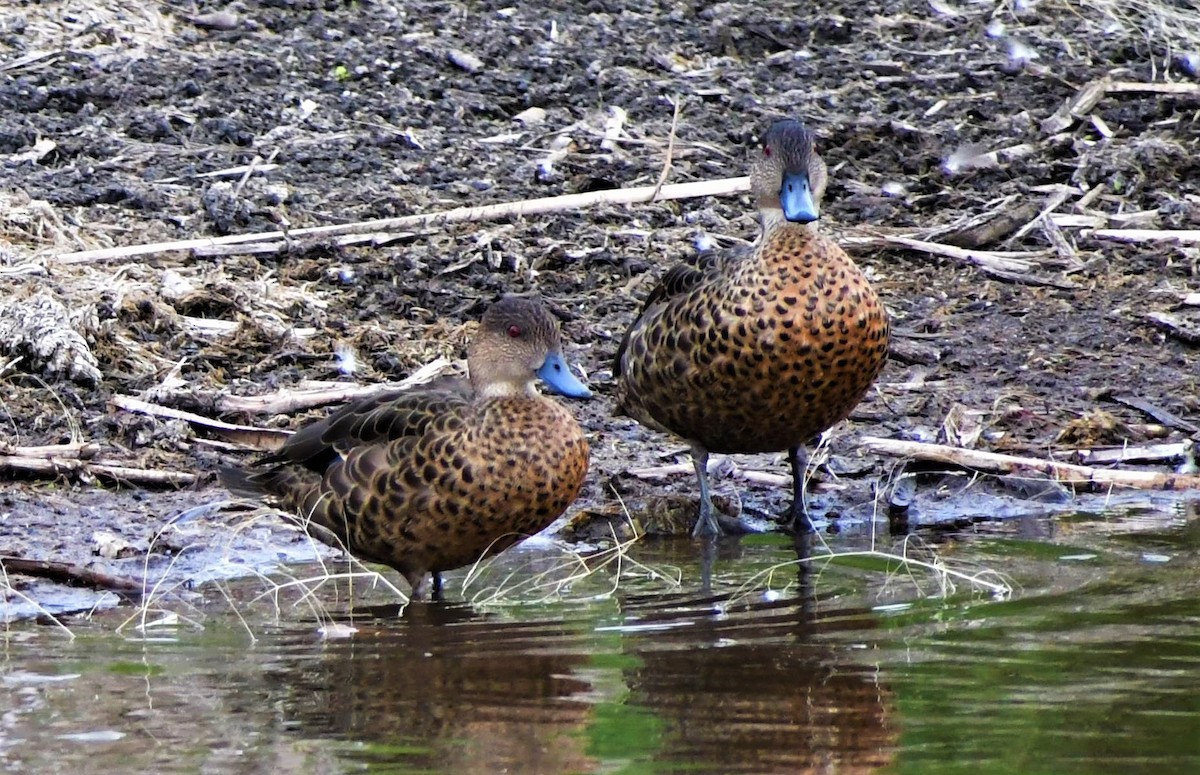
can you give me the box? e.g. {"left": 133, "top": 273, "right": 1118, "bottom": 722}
{"left": 787, "top": 445, "right": 815, "bottom": 533}
{"left": 431, "top": 571, "right": 444, "bottom": 601}
{"left": 698, "top": 533, "right": 716, "bottom": 594}
{"left": 690, "top": 443, "right": 721, "bottom": 537}
{"left": 407, "top": 571, "right": 433, "bottom": 601}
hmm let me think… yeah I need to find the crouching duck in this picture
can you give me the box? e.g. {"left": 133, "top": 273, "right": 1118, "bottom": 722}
{"left": 222, "top": 295, "right": 592, "bottom": 599}
{"left": 614, "top": 118, "right": 890, "bottom": 536}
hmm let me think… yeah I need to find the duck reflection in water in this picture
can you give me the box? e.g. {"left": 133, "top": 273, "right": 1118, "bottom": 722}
{"left": 264, "top": 535, "right": 894, "bottom": 773}
{"left": 614, "top": 533, "right": 897, "bottom": 772}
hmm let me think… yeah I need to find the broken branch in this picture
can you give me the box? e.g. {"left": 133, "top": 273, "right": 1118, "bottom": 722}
{"left": 861, "top": 436, "right": 1200, "bottom": 490}
{"left": 1092, "top": 229, "right": 1200, "bottom": 244}
{"left": 1, "top": 555, "right": 147, "bottom": 597}
{"left": 0, "top": 455, "right": 197, "bottom": 487}
{"left": 1040, "top": 78, "right": 1200, "bottom": 135}
{"left": 0, "top": 442, "right": 99, "bottom": 459}
{"left": 150, "top": 356, "right": 456, "bottom": 417}
{"left": 650, "top": 97, "right": 682, "bottom": 201}
{"left": 111, "top": 394, "right": 292, "bottom": 450}
{"left": 54, "top": 178, "right": 753, "bottom": 264}
{"left": 1041, "top": 76, "right": 1112, "bottom": 134}
{"left": 629, "top": 458, "right": 789, "bottom": 488}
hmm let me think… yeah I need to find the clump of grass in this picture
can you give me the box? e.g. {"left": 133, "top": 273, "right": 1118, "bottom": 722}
{"left": 0, "top": 565, "right": 78, "bottom": 639}
{"left": 1082, "top": 0, "right": 1200, "bottom": 46}
{"left": 460, "top": 518, "right": 681, "bottom": 607}
{"left": 117, "top": 498, "right": 407, "bottom": 641}
{"left": 1046, "top": 0, "right": 1200, "bottom": 77}
{"left": 111, "top": 470, "right": 1013, "bottom": 642}
{"left": 752, "top": 452, "right": 1017, "bottom": 609}
{"left": 721, "top": 532, "right": 1013, "bottom": 612}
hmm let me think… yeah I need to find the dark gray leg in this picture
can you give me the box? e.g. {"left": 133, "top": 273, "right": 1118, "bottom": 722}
{"left": 698, "top": 534, "right": 716, "bottom": 594}
{"left": 690, "top": 443, "right": 720, "bottom": 537}
{"left": 788, "top": 446, "right": 815, "bottom": 533}
{"left": 407, "top": 571, "right": 444, "bottom": 601}
{"left": 409, "top": 572, "right": 432, "bottom": 601}
{"left": 793, "top": 531, "right": 815, "bottom": 620}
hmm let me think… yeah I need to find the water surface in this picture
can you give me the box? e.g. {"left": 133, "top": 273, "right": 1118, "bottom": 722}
{"left": 3, "top": 504, "right": 1200, "bottom": 773}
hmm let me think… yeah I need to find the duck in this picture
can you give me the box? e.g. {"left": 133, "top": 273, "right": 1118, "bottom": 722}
{"left": 221, "top": 295, "right": 592, "bottom": 599}
{"left": 614, "top": 118, "right": 890, "bottom": 536}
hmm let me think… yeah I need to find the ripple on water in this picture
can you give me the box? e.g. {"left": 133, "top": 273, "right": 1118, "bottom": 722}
{"left": 3, "top": 512, "right": 1200, "bottom": 773}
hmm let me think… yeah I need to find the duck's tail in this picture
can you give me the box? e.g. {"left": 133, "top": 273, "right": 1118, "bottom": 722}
{"left": 218, "top": 465, "right": 268, "bottom": 498}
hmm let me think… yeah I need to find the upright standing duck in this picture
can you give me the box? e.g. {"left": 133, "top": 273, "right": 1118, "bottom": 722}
{"left": 222, "top": 295, "right": 592, "bottom": 598}
{"left": 614, "top": 119, "right": 890, "bottom": 536}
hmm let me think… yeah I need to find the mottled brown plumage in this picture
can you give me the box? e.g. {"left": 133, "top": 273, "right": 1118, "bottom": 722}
{"left": 614, "top": 119, "right": 890, "bottom": 536}
{"left": 222, "top": 296, "right": 592, "bottom": 598}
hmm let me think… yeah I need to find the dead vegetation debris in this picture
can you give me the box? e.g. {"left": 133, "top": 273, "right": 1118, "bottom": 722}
{"left": 0, "top": 289, "right": 100, "bottom": 385}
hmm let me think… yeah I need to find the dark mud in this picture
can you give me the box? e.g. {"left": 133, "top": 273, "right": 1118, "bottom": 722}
{"left": 1, "top": 0, "right": 1198, "bottom": 611}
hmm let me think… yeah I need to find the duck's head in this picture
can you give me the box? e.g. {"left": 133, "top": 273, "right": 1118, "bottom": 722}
{"left": 468, "top": 295, "right": 593, "bottom": 399}
{"left": 750, "top": 119, "right": 828, "bottom": 227}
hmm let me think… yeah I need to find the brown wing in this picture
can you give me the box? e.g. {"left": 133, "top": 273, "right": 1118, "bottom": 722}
{"left": 614, "top": 256, "right": 718, "bottom": 378}
{"left": 220, "top": 379, "right": 471, "bottom": 496}
{"left": 272, "top": 380, "right": 469, "bottom": 470}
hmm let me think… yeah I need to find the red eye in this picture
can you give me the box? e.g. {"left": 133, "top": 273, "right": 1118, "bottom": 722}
{"left": 763, "top": 145, "right": 772, "bottom": 157}
{"left": 507, "top": 325, "right": 522, "bottom": 338}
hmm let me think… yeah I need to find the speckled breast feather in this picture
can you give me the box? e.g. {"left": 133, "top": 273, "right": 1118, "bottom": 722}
{"left": 616, "top": 224, "right": 889, "bottom": 454}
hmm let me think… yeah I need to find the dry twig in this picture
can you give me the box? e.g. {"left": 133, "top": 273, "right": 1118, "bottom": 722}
{"left": 0, "top": 454, "right": 197, "bottom": 487}
{"left": 1074, "top": 441, "right": 1193, "bottom": 466}
{"left": 1041, "top": 78, "right": 1200, "bottom": 134}
{"left": 861, "top": 436, "right": 1200, "bottom": 490}
{"left": 160, "top": 356, "right": 457, "bottom": 417}
{"left": 0, "top": 555, "right": 147, "bottom": 597}
{"left": 1111, "top": 394, "right": 1200, "bottom": 433}
{"left": 111, "top": 394, "right": 292, "bottom": 450}
{"left": 1093, "top": 229, "right": 1200, "bottom": 244}
{"left": 55, "top": 178, "right": 753, "bottom": 264}
{"left": 628, "top": 458, "right": 791, "bottom": 488}
{"left": 650, "top": 98, "right": 682, "bottom": 201}
{"left": 0, "top": 441, "right": 99, "bottom": 459}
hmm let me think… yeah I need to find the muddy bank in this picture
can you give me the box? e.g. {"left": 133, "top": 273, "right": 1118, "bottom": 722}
{"left": 1, "top": 0, "right": 1199, "bottom": 613}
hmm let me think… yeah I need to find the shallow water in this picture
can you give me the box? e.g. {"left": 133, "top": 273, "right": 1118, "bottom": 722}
{"left": 3, "top": 503, "right": 1200, "bottom": 774}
